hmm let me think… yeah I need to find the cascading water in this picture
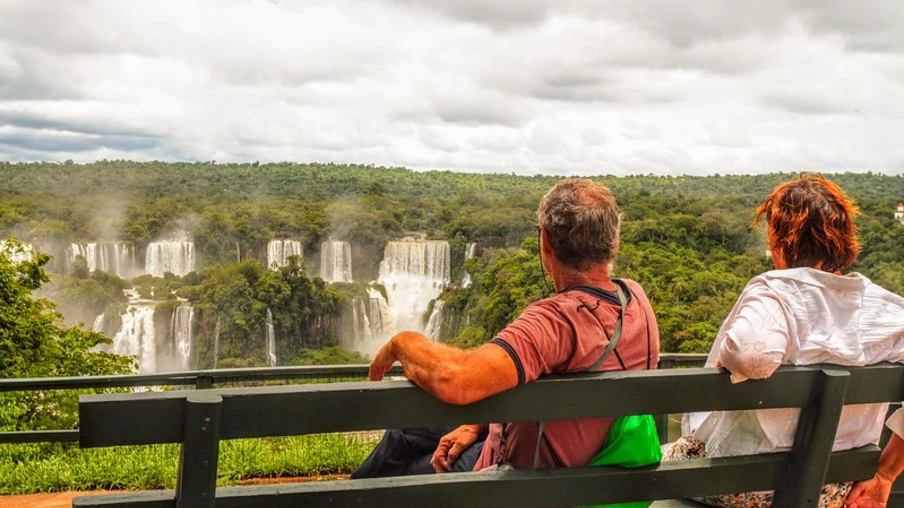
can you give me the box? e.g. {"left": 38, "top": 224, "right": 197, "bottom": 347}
{"left": 1, "top": 240, "right": 33, "bottom": 263}
{"left": 352, "top": 297, "right": 373, "bottom": 344}
{"left": 92, "top": 313, "right": 105, "bottom": 333}
{"left": 344, "top": 287, "right": 393, "bottom": 356}
{"left": 367, "top": 288, "right": 391, "bottom": 340}
{"left": 172, "top": 303, "right": 194, "bottom": 370}
{"left": 424, "top": 300, "right": 445, "bottom": 340}
{"left": 145, "top": 237, "right": 195, "bottom": 277}
{"left": 68, "top": 242, "right": 138, "bottom": 278}
{"left": 320, "top": 240, "right": 353, "bottom": 283}
{"left": 267, "top": 240, "right": 303, "bottom": 270}
{"left": 266, "top": 308, "right": 277, "bottom": 367}
{"left": 461, "top": 242, "right": 478, "bottom": 288}
{"left": 212, "top": 317, "right": 221, "bottom": 369}
{"left": 377, "top": 239, "right": 450, "bottom": 335}
{"left": 111, "top": 292, "right": 157, "bottom": 374}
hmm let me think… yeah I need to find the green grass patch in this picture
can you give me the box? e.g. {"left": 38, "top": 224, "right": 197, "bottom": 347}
{"left": 0, "top": 433, "right": 377, "bottom": 495}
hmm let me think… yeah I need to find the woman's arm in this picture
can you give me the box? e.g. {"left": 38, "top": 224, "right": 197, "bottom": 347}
{"left": 846, "top": 430, "right": 904, "bottom": 507}
{"left": 718, "top": 286, "right": 790, "bottom": 383}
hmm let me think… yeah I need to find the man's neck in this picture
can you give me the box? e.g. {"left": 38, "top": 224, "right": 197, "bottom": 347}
{"left": 553, "top": 263, "right": 616, "bottom": 293}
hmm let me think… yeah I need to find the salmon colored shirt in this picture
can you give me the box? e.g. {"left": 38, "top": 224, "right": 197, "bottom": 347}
{"left": 473, "top": 279, "right": 660, "bottom": 470}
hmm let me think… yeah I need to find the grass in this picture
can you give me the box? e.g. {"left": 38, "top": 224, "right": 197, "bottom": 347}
{"left": 0, "top": 433, "right": 378, "bottom": 495}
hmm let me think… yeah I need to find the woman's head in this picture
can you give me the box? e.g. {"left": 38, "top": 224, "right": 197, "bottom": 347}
{"left": 755, "top": 175, "right": 859, "bottom": 273}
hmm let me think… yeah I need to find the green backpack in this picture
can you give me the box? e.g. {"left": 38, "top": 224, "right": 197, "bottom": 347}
{"left": 580, "top": 413, "right": 663, "bottom": 508}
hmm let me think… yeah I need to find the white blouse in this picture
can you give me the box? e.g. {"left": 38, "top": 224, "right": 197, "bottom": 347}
{"left": 683, "top": 268, "right": 904, "bottom": 457}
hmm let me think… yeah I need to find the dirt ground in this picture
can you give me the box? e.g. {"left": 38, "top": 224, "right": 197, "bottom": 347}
{"left": 0, "top": 475, "right": 349, "bottom": 508}
{"left": 0, "top": 491, "right": 101, "bottom": 508}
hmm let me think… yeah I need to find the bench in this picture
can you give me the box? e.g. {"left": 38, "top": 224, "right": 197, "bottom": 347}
{"left": 73, "top": 364, "right": 904, "bottom": 508}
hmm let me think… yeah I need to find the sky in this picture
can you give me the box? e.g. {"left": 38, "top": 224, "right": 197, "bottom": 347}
{"left": 1, "top": 0, "right": 903, "bottom": 176}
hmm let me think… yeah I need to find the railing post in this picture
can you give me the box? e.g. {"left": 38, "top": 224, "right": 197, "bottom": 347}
{"left": 772, "top": 369, "right": 850, "bottom": 508}
{"left": 196, "top": 374, "right": 213, "bottom": 390}
{"left": 654, "top": 414, "right": 669, "bottom": 444}
{"left": 175, "top": 393, "right": 222, "bottom": 508}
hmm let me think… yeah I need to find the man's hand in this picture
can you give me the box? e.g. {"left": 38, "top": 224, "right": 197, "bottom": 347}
{"left": 369, "top": 338, "right": 397, "bottom": 381}
{"left": 431, "top": 425, "right": 482, "bottom": 473}
{"left": 845, "top": 473, "right": 893, "bottom": 508}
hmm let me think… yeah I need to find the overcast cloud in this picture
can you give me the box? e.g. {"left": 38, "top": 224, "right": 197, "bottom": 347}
{"left": 0, "top": 0, "right": 903, "bottom": 175}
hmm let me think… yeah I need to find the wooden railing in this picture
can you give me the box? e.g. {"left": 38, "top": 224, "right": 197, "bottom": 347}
{"left": 0, "top": 354, "right": 708, "bottom": 445}
{"left": 72, "top": 363, "right": 904, "bottom": 508}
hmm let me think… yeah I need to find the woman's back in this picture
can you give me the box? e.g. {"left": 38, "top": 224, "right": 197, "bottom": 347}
{"left": 684, "top": 267, "right": 904, "bottom": 457}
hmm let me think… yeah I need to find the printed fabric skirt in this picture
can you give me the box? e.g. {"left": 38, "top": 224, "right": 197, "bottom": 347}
{"left": 661, "top": 436, "right": 851, "bottom": 508}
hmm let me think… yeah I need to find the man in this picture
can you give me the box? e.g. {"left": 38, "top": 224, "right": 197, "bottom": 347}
{"left": 353, "top": 178, "right": 660, "bottom": 477}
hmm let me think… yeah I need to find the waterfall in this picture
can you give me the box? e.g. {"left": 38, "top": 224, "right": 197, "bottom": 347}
{"left": 266, "top": 308, "right": 277, "bottom": 367}
{"left": 352, "top": 297, "right": 373, "bottom": 345}
{"left": 267, "top": 240, "right": 303, "bottom": 270}
{"left": 213, "top": 317, "right": 221, "bottom": 369}
{"left": 367, "top": 288, "right": 391, "bottom": 340}
{"left": 344, "top": 287, "right": 393, "bottom": 356}
{"left": 112, "top": 304, "right": 157, "bottom": 374}
{"left": 461, "top": 242, "right": 478, "bottom": 288}
{"left": 172, "top": 303, "right": 194, "bottom": 370}
{"left": 377, "top": 239, "right": 450, "bottom": 335}
{"left": 424, "top": 300, "right": 445, "bottom": 340}
{"left": 92, "top": 313, "right": 105, "bottom": 333}
{"left": 68, "top": 242, "right": 138, "bottom": 278}
{"left": 145, "top": 239, "right": 195, "bottom": 277}
{"left": 320, "top": 240, "right": 353, "bottom": 283}
{"left": 1, "top": 240, "right": 33, "bottom": 263}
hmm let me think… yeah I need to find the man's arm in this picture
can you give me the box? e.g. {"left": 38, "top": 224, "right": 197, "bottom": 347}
{"left": 369, "top": 331, "right": 519, "bottom": 405}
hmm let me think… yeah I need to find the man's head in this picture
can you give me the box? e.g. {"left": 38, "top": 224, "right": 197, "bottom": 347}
{"left": 537, "top": 179, "right": 621, "bottom": 272}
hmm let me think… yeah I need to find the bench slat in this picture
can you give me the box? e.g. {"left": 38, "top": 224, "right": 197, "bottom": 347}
{"left": 78, "top": 365, "right": 904, "bottom": 448}
{"left": 72, "top": 446, "right": 879, "bottom": 508}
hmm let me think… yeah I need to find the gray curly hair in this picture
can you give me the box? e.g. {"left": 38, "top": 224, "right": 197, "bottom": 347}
{"left": 537, "top": 179, "right": 621, "bottom": 271}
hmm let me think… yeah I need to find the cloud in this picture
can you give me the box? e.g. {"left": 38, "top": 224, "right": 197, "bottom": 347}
{"left": 0, "top": 0, "right": 901, "bottom": 175}
{"left": 0, "top": 127, "right": 158, "bottom": 153}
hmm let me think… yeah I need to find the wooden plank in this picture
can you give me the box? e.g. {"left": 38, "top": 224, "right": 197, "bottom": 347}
{"left": 175, "top": 394, "right": 222, "bottom": 508}
{"left": 0, "top": 365, "right": 405, "bottom": 392}
{"left": 68, "top": 447, "right": 878, "bottom": 508}
{"left": 0, "top": 429, "right": 78, "bottom": 444}
{"left": 79, "top": 394, "right": 185, "bottom": 447}
{"left": 73, "top": 490, "right": 175, "bottom": 507}
{"left": 0, "top": 358, "right": 701, "bottom": 394}
{"left": 69, "top": 447, "right": 878, "bottom": 508}
{"left": 773, "top": 369, "right": 850, "bottom": 508}
{"left": 79, "top": 365, "right": 904, "bottom": 447}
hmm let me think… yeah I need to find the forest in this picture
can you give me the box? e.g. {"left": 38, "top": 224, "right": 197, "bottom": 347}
{"left": 3, "top": 161, "right": 904, "bottom": 371}
{"left": 3, "top": 162, "right": 904, "bottom": 493}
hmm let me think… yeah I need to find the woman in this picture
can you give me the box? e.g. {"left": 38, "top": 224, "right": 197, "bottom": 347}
{"left": 664, "top": 175, "right": 904, "bottom": 508}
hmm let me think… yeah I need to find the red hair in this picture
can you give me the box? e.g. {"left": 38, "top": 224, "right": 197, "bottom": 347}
{"left": 755, "top": 175, "right": 860, "bottom": 273}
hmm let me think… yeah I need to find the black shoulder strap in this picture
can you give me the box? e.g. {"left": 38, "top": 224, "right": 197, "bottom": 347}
{"left": 531, "top": 283, "right": 629, "bottom": 468}
{"left": 584, "top": 283, "right": 628, "bottom": 372}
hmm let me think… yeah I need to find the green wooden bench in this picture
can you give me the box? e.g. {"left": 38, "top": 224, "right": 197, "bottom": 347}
{"left": 72, "top": 364, "right": 904, "bottom": 508}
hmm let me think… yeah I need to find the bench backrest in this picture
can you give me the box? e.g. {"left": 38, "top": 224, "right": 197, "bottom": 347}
{"left": 74, "top": 364, "right": 904, "bottom": 508}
